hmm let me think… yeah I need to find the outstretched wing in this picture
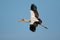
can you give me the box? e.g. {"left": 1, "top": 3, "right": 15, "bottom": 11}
{"left": 30, "top": 21, "right": 39, "bottom": 32}
{"left": 34, "top": 10, "right": 39, "bottom": 18}
{"left": 30, "top": 4, "right": 39, "bottom": 18}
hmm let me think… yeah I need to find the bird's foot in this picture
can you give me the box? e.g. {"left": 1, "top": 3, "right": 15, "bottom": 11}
{"left": 44, "top": 27, "right": 48, "bottom": 29}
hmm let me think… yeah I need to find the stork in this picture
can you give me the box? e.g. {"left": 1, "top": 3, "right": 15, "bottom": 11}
{"left": 18, "top": 4, "right": 48, "bottom": 32}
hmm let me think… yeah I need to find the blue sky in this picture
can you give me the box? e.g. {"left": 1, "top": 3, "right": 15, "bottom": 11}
{"left": 0, "top": 0, "right": 60, "bottom": 40}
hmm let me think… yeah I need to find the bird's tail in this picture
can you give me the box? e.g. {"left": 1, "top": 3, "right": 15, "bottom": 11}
{"left": 40, "top": 23, "right": 48, "bottom": 29}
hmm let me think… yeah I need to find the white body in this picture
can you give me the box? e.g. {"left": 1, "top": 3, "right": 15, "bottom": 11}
{"left": 30, "top": 10, "right": 39, "bottom": 24}
{"left": 18, "top": 10, "right": 48, "bottom": 29}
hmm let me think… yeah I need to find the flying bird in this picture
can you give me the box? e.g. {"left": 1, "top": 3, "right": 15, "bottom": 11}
{"left": 18, "top": 4, "right": 48, "bottom": 32}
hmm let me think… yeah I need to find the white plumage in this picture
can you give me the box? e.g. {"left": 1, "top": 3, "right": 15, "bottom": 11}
{"left": 30, "top": 10, "right": 39, "bottom": 24}
{"left": 18, "top": 4, "right": 48, "bottom": 32}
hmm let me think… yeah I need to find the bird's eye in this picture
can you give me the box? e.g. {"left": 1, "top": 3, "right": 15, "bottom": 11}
{"left": 22, "top": 19, "right": 24, "bottom": 21}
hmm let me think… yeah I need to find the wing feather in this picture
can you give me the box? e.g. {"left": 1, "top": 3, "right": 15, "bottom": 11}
{"left": 34, "top": 10, "right": 39, "bottom": 18}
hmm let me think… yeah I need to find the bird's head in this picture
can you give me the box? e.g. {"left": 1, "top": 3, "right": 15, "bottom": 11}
{"left": 18, "top": 18, "right": 25, "bottom": 22}
{"left": 31, "top": 4, "right": 37, "bottom": 11}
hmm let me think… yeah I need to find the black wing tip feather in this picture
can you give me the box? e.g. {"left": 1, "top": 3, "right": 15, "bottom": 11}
{"left": 30, "top": 25, "right": 36, "bottom": 32}
{"left": 31, "top": 4, "right": 37, "bottom": 11}
{"left": 30, "top": 21, "right": 39, "bottom": 32}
